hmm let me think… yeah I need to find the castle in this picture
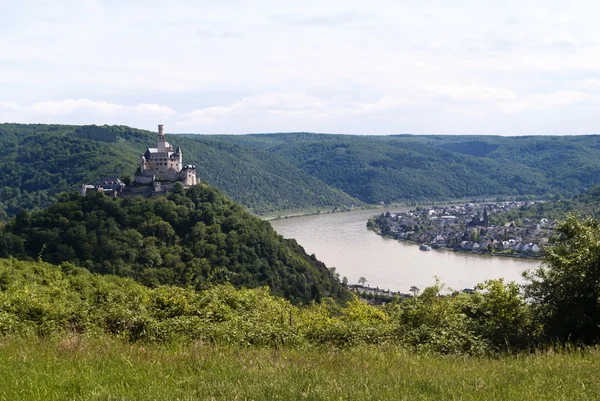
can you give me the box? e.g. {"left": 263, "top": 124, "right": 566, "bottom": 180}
{"left": 81, "top": 124, "right": 198, "bottom": 197}
{"left": 134, "top": 124, "right": 198, "bottom": 186}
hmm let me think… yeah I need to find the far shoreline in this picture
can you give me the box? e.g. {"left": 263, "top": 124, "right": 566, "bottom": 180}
{"left": 259, "top": 194, "right": 549, "bottom": 222}
{"left": 367, "top": 224, "right": 544, "bottom": 262}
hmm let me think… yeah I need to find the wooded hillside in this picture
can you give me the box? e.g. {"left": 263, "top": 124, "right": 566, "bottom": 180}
{"left": 0, "top": 184, "right": 349, "bottom": 304}
{"left": 3, "top": 124, "right": 600, "bottom": 217}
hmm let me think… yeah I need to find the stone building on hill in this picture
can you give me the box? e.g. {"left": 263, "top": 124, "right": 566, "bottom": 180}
{"left": 81, "top": 124, "right": 198, "bottom": 197}
{"left": 134, "top": 124, "right": 198, "bottom": 186}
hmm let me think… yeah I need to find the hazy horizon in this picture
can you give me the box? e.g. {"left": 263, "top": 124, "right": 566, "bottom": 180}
{"left": 2, "top": 121, "right": 599, "bottom": 137}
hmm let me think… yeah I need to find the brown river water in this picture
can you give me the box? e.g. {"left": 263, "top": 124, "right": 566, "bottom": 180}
{"left": 269, "top": 208, "right": 540, "bottom": 293}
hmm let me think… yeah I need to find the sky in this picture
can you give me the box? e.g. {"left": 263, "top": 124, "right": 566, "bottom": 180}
{"left": 2, "top": 0, "right": 600, "bottom": 135}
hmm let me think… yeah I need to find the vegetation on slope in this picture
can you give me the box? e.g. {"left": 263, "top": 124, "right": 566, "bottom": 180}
{"left": 489, "top": 183, "right": 600, "bottom": 226}
{"left": 204, "top": 133, "right": 600, "bottom": 203}
{"left": 175, "top": 137, "right": 358, "bottom": 213}
{"left": 1, "top": 213, "right": 600, "bottom": 399}
{"left": 525, "top": 215, "right": 600, "bottom": 343}
{"left": 0, "top": 185, "right": 348, "bottom": 304}
{"left": 0, "top": 257, "right": 535, "bottom": 352}
{"left": 0, "top": 124, "right": 149, "bottom": 217}
{"left": 0, "top": 123, "right": 356, "bottom": 217}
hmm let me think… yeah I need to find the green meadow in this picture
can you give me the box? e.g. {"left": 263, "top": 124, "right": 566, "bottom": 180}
{"left": 1, "top": 336, "right": 599, "bottom": 401}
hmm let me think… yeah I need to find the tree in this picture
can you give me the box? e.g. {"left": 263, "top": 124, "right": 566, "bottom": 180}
{"left": 472, "top": 279, "right": 538, "bottom": 350}
{"left": 524, "top": 215, "right": 600, "bottom": 343}
{"left": 328, "top": 267, "right": 340, "bottom": 281}
{"left": 409, "top": 286, "right": 420, "bottom": 297}
{"left": 469, "top": 228, "right": 480, "bottom": 242}
{"left": 173, "top": 182, "right": 185, "bottom": 195}
{"left": 310, "top": 281, "right": 322, "bottom": 303}
{"left": 358, "top": 277, "right": 367, "bottom": 286}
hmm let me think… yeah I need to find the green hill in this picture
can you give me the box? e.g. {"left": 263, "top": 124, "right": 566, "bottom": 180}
{"left": 0, "top": 124, "right": 148, "bottom": 217}
{"left": 201, "top": 133, "right": 600, "bottom": 203}
{"left": 489, "top": 183, "right": 600, "bottom": 226}
{"left": 176, "top": 137, "right": 358, "bottom": 213}
{"left": 4, "top": 124, "right": 600, "bottom": 218}
{"left": 0, "top": 123, "right": 357, "bottom": 217}
{"left": 0, "top": 184, "right": 349, "bottom": 304}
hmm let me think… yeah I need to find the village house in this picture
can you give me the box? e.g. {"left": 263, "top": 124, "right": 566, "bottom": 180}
{"left": 373, "top": 201, "right": 552, "bottom": 257}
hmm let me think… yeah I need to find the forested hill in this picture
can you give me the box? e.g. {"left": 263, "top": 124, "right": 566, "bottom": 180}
{"left": 0, "top": 124, "right": 357, "bottom": 217}
{"left": 489, "top": 183, "right": 600, "bottom": 225}
{"left": 3, "top": 123, "right": 600, "bottom": 218}
{"left": 200, "top": 133, "right": 600, "bottom": 203}
{"left": 0, "top": 184, "right": 349, "bottom": 304}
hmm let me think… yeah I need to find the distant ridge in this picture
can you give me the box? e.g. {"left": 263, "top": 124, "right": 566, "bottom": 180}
{"left": 2, "top": 123, "right": 600, "bottom": 218}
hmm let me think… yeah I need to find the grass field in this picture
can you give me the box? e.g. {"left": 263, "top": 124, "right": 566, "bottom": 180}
{"left": 1, "top": 336, "right": 599, "bottom": 401}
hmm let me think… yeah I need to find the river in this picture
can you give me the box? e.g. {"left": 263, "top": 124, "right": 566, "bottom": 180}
{"left": 269, "top": 208, "right": 541, "bottom": 293}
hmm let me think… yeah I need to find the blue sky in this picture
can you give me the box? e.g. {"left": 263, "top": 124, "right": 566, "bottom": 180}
{"left": 1, "top": 0, "right": 600, "bottom": 134}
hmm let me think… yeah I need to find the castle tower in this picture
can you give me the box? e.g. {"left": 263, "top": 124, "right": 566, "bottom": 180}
{"left": 157, "top": 124, "right": 166, "bottom": 152}
{"left": 176, "top": 146, "right": 183, "bottom": 167}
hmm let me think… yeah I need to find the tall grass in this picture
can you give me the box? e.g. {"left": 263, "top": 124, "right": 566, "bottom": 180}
{"left": 1, "top": 335, "right": 599, "bottom": 401}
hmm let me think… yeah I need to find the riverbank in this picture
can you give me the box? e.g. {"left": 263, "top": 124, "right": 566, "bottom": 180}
{"left": 259, "top": 194, "right": 548, "bottom": 222}
{"left": 260, "top": 204, "right": 382, "bottom": 221}
{"left": 368, "top": 225, "right": 542, "bottom": 261}
{"left": 1, "top": 336, "right": 598, "bottom": 401}
{"left": 368, "top": 200, "right": 552, "bottom": 260}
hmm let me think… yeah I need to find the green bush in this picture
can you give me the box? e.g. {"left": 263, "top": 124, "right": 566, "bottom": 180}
{"left": 0, "top": 258, "right": 543, "bottom": 355}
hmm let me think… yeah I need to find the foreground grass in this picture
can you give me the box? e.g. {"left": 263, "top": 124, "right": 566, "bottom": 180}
{"left": 1, "top": 337, "right": 599, "bottom": 400}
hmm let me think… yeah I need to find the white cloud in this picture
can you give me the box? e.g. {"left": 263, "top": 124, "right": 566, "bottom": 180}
{"left": 5, "top": 1, "right": 600, "bottom": 133}
{"left": 185, "top": 92, "right": 327, "bottom": 124}
{"left": 0, "top": 101, "right": 21, "bottom": 111}
{"left": 499, "top": 90, "right": 589, "bottom": 114}
{"left": 581, "top": 79, "right": 600, "bottom": 89}
{"left": 179, "top": 86, "right": 598, "bottom": 132}
{"left": 133, "top": 103, "right": 176, "bottom": 115}
{"left": 431, "top": 85, "right": 518, "bottom": 103}
{"left": 184, "top": 91, "right": 419, "bottom": 126}
{"left": 23, "top": 99, "right": 175, "bottom": 118}
{"left": 27, "top": 99, "right": 123, "bottom": 116}
{"left": 0, "top": 98, "right": 176, "bottom": 129}
{"left": 273, "top": 10, "right": 367, "bottom": 27}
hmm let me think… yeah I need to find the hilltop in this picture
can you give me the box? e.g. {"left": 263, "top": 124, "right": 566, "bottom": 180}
{"left": 0, "top": 184, "right": 349, "bottom": 304}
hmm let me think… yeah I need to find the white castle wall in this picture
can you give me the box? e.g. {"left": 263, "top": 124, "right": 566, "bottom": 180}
{"left": 134, "top": 124, "right": 198, "bottom": 187}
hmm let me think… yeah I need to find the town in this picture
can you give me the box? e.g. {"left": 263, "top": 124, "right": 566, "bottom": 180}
{"left": 368, "top": 201, "right": 557, "bottom": 257}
